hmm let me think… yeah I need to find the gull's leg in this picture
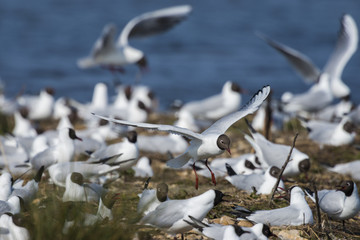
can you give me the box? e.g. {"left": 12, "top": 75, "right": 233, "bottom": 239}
{"left": 192, "top": 162, "right": 199, "bottom": 190}
{"left": 205, "top": 159, "right": 216, "bottom": 186}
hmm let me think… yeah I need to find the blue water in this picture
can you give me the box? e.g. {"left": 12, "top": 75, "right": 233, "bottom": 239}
{"left": 0, "top": 0, "right": 359, "bottom": 110}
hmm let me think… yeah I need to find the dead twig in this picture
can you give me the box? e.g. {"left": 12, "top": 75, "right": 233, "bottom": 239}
{"left": 312, "top": 181, "right": 322, "bottom": 231}
{"left": 269, "top": 133, "right": 299, "bottom": 207}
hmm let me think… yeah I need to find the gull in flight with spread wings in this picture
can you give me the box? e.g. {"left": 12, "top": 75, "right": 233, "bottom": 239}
{"left": 92, "top": 86, "right": 270, "bottom": 189}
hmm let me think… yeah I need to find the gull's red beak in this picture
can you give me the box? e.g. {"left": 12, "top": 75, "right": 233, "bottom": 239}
{"left": 227, "top": 148, "right": 231, "bottom": 155}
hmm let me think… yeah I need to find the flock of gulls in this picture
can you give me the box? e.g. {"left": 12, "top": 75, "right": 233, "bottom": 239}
{"left": 1, "top": 4, "right": 360, "bottom": 240}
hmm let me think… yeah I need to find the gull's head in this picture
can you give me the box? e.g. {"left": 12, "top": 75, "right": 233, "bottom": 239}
{"left": 343, "top": 120, "right": 356, "bottom": 134}
{"left": 268, "top": 166, "right": 281, "bottom": 178}
{"left": 126, "top": 130, "right": 137, "bottom": 143}
{"left": 217, "top": 134, "right": 231, "bottom": 155}
{"left": 337, "top": 180, "right": 355, "bottom": 197}
{"left": 298, "top": 158, "right": 310, "bottom": 173}
{"left": 156, "top": 183, "right": 169, "bottom": 202}
{"left": 70, "top": 172, "right": 84, "bottom": 186}
{"left": 68, "top": 128, "right": 82, "bottom": 141}
{"left": 101, "top": 192, "right": 119, "bottom": 209}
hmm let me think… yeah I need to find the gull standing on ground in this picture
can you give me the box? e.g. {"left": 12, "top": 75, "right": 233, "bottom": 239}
{"left": 17, "top": 88, "right": 55, "bottom": 121}
{"left": 93, "top": 85, "right": 270, "bottom": 189}
{"left": 139, "top": 189, "right": 226, "bottom": 237}
{"left": 257, "top": 14, "right": 358, "bottom": 99}
{"left": 137, "top": 181, "right": 169, "bottom": 216}
{"left": 184, "top": 215, "right": 275, "bottom": 240}
{"left": 197, "top": 153, "right": 262, "bottom": 179}
{"left": 62, "top": 172, "right": 105, "bottom": 202}
{"left": 180, "top": 81, "right": 244, "bottom": 121}
{"left": 48, "top": 161, "right": 120, "bottom": 187}
{"left": 132, "top": 156, "right": 154, "bottom": 178}
{"left": 324, "top": 160, "right": 360, "bottom": 181}
{"left": 301, "top": 116, "right": 356, "bottom": 147}
{"left": 0, "top": 213, "right": 30, "bottom": 240}
{"left": 30, "top": 128, "right": 82, "bottom": 170}
{"left": 10, "top": 166, "right": 44, "bottom": 204}
{"left": 305, "top": 180, "right": 360, "bottom": 227}
{"left": 77, "top": 5, "right": 192, "bottom": 73}
{"left": 233, "top": 186, "right": 313, "bottom": 226}
{"left": 86, "top": 131, "right": 139, "bottom": 170}
{"left": 225, "top": 164, "right": 285, "bottom": 194}
{"left": 245, "top": 119, "right": 311, "bottom": 176}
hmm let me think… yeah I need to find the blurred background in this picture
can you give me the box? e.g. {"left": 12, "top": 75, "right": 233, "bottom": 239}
{"left": 0, "top": 0, "right": 359, "bottom": 110}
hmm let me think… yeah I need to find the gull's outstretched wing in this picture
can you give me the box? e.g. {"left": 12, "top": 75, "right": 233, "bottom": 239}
{"left": 202, "top": 85, "right": 270, "bottom": 135}
{"left": 118, "top": 5, "right": 192, "bottom": 46}
{"left": 91, "top": 113, "right": 203, "bottom": 140}
{"left": 256, "top": 32, "right": 321, "bottom": 83}
{"left": 323, "top": 14, "right": 358, "bottom": 80}
{"left": 77, "top": 23, "right": 117, "bottom": 69}
{"left": 92, "top": 23, "right": 117, "bottom": 58}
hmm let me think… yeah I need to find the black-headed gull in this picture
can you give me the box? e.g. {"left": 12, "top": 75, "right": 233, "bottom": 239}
{"left": 280, "top": 73, "right": 333, "bottom": 115}
{"left": 184, "top": 215, "right": 275, "bottom": 240}
{"left": 315, "top": 97, "right": 355, "bottom": 122}
{"left": 139, "top": 189, "right": 225, "bottom": 237}
{"left": 245, "top": 119, "right": 310, "bottom": 176}
{"left": 0, "top": 213, "right": 29, "bottom": 240}
{"left": 48, "top": 161, "right": 119, "bottom": 187}
{"left": 17, "top": 88, "right": 55, "bottom": 121}
{"left": 180, "top": 81, "right": 244, "bottom": 121}
{"left": 225, "top": 164, "right": 285, "bottom": 194}
{"left": 10, "top": 166, "right": 44, "bottom": 204}
{"left": 30, "top": 128, "right": 82, "bottom": 170}
{"left": 324, "top": 160, "right": 360, "bottom": 181}
{"left": 93, "top": 85, "right": 270, "bottom": 189}
{"left": 197, "top": 153, "right": 262, "bottom": 179}
{"left": 305, "top": 180, "right": 360, "bottom": 226}
{"left": 132, "top": 156, "right": 153, "bottom": 178}
{"left": 137, "top": 182, "right": 169, "bottom": 216}
{"left": 233, "top": 186, "right": 313, "bottom": 226}
{"left": 257, "top": 14, "right": 358, "bottom": 99}
{"left": 83, "top": 192, "right": 119, "bottom": 226}
{"left": 86, "top": 131, "right": 139, "bottom": 170}
{"left": 62, "top": 172, "right": 105, "bottom": 202}
{"left": 77, "top": 5, "right": 192, "bottom": 72}
{"left": 12, "top": 109, "right": 37, "bottom": 138}
{"left": 301, "top": 116, "right": 356, "bottom": 147}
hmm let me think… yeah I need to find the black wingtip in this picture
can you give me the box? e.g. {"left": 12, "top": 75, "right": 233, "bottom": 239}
{"left": 231, "top": 205, "right": 252, "bottom": 219}
{"left": 34, "top": 166, "right": 45, "bottom": 183}
{"left": 85, "top": 150, "right": 93, "bottom": 156}
{"left": 304, "top": 187, "right": 314, "bottom": 197}
{"left": 245, "top": 118, "right": 257, "bottom": 134}
{"left": 226, "top": 163, "right": 237, "bottom": 176}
